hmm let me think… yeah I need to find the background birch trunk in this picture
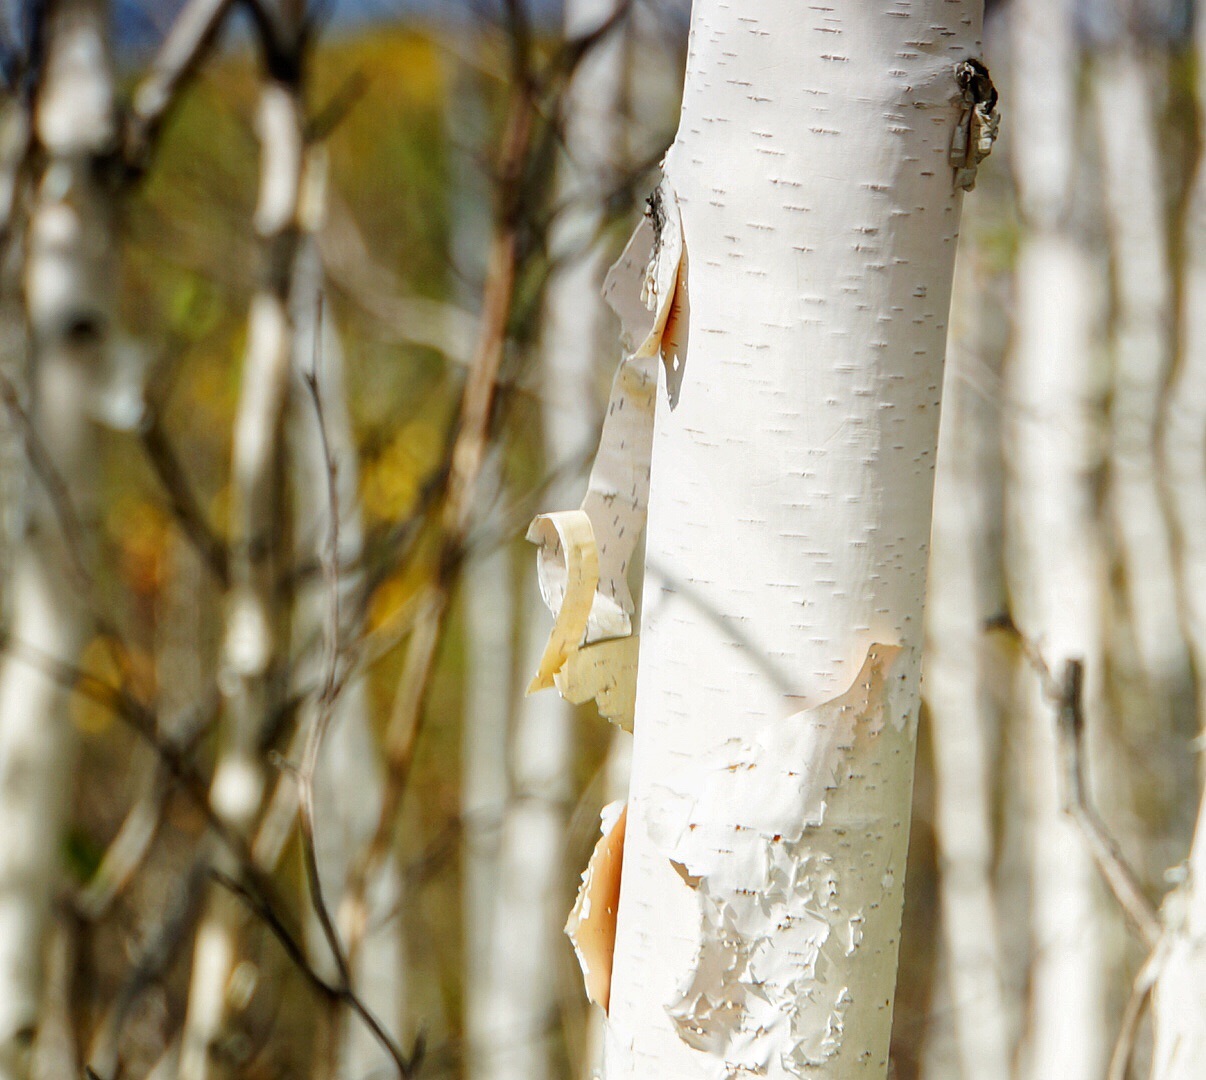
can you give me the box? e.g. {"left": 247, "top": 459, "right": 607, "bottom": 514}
{"left": 0, "top": 1, "right": 116, "bottom": 1073}
{"left": 289, "top": 231, "right": 409, "bottom": 1080}
{"left": 603, "top": 5, "right": 980, "bottom": 1076}
{"left": 1147, "top": 6, "right": 1206, "bottom": 1073}
{"left": 454, "top": 38, "right": 516, "bottom": 1073}
{"left": 1095, "top": 40, "right": 1185, "bottom": 698}
{"left": 461, "top": 490, "right": 514, "bottom": 1075}
{"left": 1162, "top": 11, "right": 1206, "bottom": 769}
{"left": 922, "top": 234, "right": 1011, "bottom": 1080}
{"left": 179, "top": 23, "right": 306, "bottom": 1077}
{"left": 1093, "top": 32, "right": 1194, "bottom": 871}
{"left": 1005, "top": 0, "right": 1110, "bottom": 1075}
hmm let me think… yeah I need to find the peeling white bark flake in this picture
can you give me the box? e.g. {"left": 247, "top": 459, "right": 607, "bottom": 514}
{"left": 576, "top": 4, "right": 981, "bottom": 1079}
{"left": 527, "top": 178, "right": 683, "bottom": 727}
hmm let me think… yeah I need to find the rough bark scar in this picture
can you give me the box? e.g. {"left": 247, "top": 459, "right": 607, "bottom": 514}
{"left": 951, "top": 58, "right": 1000, "bottom": 191}
{"left": 645, "top": 644, "right": 903, "bottom": 1078}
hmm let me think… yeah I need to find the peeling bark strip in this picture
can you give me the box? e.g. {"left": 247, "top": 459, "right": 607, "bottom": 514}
{"left": 527, "top": 179, "right": 683, "bottom": 727}
{"left": 566, "top": 800, "right": 629, "bottom": 1013}
{"left": 595, "top": 5, "right": 981, "bottom": 1078}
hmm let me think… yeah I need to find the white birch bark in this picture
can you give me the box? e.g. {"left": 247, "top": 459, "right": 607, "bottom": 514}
{"left": 1147, "top": 7, "right": 1206, "bottom": 1074}
{"left": 1005, "top": 0, "right": 1109, "bottom": 1076}
{"left": 602, "top": 6, "right": 981, "bottom": 1077}
{"left": 290, "top": 233, "right": 408, "bottom": 1080}
{"left": 179, "top": 75, "right": 304, "bottom": 1080}
{"left": 922, "top": 243, "right": 1011, "bottom": 1080}
{"left": 0, "top": 2, "right": 115, "bottom": 1074}
{"left": 461, "top": 508, "right": 514, "bottom": 1075}
{"left": 1094, "top": 45, "right": 1187, "bottom": 706}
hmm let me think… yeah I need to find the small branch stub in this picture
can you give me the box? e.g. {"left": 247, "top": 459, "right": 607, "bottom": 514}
{"left": 951, "top": 58, "right": 999, "bottom": 191}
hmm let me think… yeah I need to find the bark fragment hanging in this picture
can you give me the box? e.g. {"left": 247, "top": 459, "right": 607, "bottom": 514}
{"left": 565, "top": 800, "right": 628, "bottom": 1013}
{"left": 526, "top": 178, "right": 684, "bottom": 731}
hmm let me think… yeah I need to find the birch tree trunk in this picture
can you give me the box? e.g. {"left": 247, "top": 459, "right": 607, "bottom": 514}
{"left": 1096, "top": 44, "right": 1185, "bottom": 700}
{"left": 1005, "top": 0, "right": 1109, "bottom": 1075}
{"left": 461, "top": 501, "right": 514, "bottom": 1074}
{"left": 602, "top": 6, "right": 982, "bottom": 1076}
{"left": 922, "top": 239, "right": 1011, "bottom": 1080}
{"left": 453, "top": 49, "right": 517, "bottom": 1080}
{"left": 0, "top": 2, "right": 116, "bottom": 1074}
{"left": 180, "top": 43, "right": 305, "bottom": 1080}
{"left": 1147, "top": 7, "right": 1206, "bottom": 1074}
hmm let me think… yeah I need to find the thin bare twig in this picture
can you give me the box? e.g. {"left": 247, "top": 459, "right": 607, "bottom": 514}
{"left": 75, "top": 772, "right": 171, "bottom": 920}
{"left": 0, "top": 626, "right": 421, "bottom": 1077}
{"left": 1107, "top": 937, "right": 1168, "bottom": 1080}
{"left": 342, "top": 69, "right": 536, "bottom": 962}
{"left": 210, "top": 869, "right": 423, "bottom": 1079}
{"left": 549, "top": 0, "right": 633, "bottom": 82}
{"left": 1054, "top": 658, "right": 1162, "bottom": 947}
{"left": 0, "top": 98, "right": 32, "bottom": 258}
{"left": 0, "top": 368, "right": 96, "bottom": 595}
{"left": 76, "top": 699, "right": 215, "bottom": 920}
{"left": 307, "top": 68, "right": 370, "bottom": 143}
{"left": 340, "top": 1, "right": 631, "bottom": 970}
{"left": 295, "top": 304, "right": 355, "bottom": 990}
{"left": 0, "top": 632, "right": 241, "bottom": 853}
{"left": 991, "top": 614, "right": 1162, "bottom": 946}
{"left": 85, "top": 858, "right": 211, "bottom": 1080}
{"left": 140, "top": 406, "right": 230, "bottom": 587}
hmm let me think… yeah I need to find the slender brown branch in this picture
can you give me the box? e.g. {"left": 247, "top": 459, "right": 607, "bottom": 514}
{"left": 991, "top": 614, "right": 1162, "bottom": 946}
{"left": 0, "top": 98, "right": 32, "bottom": 258}
{"left": 140, "top": 406, "right": 230, "bottom": 587}
{"left": 294, "top": 330, "right": 354, "bottom": 991}
{"left": 75, "top": 769, "right": 171, "bottom": 920}
{"left": 0, "top": 368, "right": 96, "bottom": 595}
{"left": 0, "top": 632, "right": 239, "bottom": 851}
{"left": 1054, "top": 658, "right": 1161, "bottom": 947}
{"left": 307, "top": 68, "right": 370, "bottom": 143}
{"left": 85, "top": 858, "right": 210, "bottom": 1080}
{"left": 210, "top": 869, "right": 423, "bottom": 1079}
{"left": 342, "top": 70, "right": 535, "bottom": 964}
{"left": 550, "top": 0, "right": 633, "bottom": 81}
{"left": 1, "top": 624, "right": 417, "bottom": 1079}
